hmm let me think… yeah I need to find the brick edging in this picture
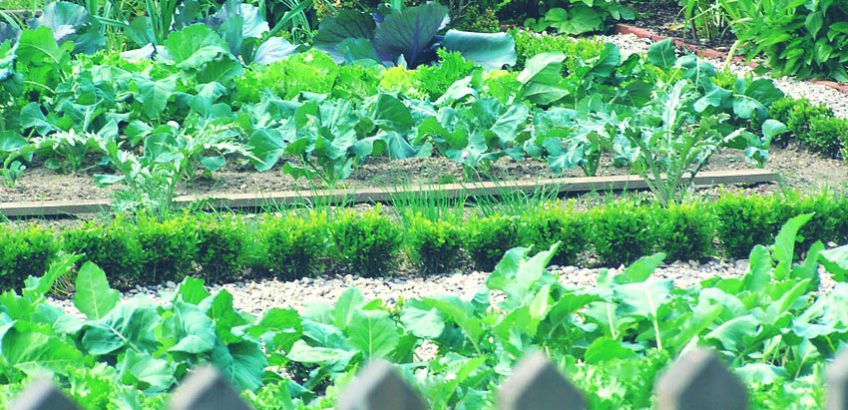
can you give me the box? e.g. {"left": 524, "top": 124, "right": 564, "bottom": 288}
{"left": 613, "top": 23, "right": 848, "bottom": 94}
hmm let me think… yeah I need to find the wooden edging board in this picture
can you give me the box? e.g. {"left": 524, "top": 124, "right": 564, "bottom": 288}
{"left": 0, "top": 169, "right": 776, "bottom": 218}
{"left": 613, "top": 24, "right": 848, "bottom": 94}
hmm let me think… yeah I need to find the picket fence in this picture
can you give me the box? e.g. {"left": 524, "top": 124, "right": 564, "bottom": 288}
{"left": 9, "top": 348, "right": 848, "bottom": 410}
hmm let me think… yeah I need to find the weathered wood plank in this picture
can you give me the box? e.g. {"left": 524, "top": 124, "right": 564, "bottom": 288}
{"left": 169, "top": 367, "right": 253, "bottom": 410}
{"left": 337, "top": 360, "right": 426, "bottom": 410}
{"left": 657, "top": 349, "right": 748, "bottom": 410}
{"left": 499, "top": 353, "right": 585, "bottom": 410}
{"left": 827, "top": 349, "right": 848, "bottom": 410}
{"left": 9, "top": 379, "right": 79, "bottom": 410}
{"left": 0, "top": 169, "right": 776, "bottom": 217}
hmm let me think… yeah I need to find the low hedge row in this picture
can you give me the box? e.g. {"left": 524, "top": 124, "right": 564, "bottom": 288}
{"left": 2, "top": 193, "right": 847, "bottom": 290}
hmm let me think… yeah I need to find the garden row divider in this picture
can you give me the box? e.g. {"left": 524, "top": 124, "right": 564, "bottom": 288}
{"left": 0, "top": 169, "right": 776, "bottom": 217}
{"left": 613, "top": 24, "right": 848, "bottom": 94}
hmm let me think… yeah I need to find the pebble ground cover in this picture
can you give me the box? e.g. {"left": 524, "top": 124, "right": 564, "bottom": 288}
{"left": 2, "top": 0, "right": 848, "bottom": 408}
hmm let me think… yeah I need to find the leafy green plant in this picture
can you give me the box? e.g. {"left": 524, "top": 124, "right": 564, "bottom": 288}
{"left": 732, "top": 0, "right": 848, "bottom": 81}
{"left": 413, "top": 49, "right": 476, "bottom": 101}
{"left": 805, "top": 116, "right": 848, "bottom": 159}
{"left": 314, "top": 2, "right": 516, "bottom": 69}
{"left": 769, "top": 97, "right": 833, "bottom": 147}
{"left": 522, "top": 0, "right": 634, "bottom": 35}
{"left": 509, "top": 28, "right": 604, "bottom": 73}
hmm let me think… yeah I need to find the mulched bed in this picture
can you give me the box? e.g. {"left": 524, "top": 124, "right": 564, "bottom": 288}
{"left": 626, "top": 1, "right": 738, "bottom": 50}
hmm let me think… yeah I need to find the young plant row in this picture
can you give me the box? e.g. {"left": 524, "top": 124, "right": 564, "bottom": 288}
{"left": 1, "top": 215, "right": 847, "bottom": 409}
{"left": 1, "top": 6, "right": 797, "bottom": 211}
{"left": 3, "top": 191, "right": 848, "bottom": 291}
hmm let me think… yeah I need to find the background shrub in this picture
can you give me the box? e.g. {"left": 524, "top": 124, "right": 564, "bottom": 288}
{"left": 519, "top": 203, "right": 588, "bottom": 266}
{"left": 655, "top": 203, "right": 716, "bottom": 262}
{"left": 255, "top": 212, "right": 328, "bottom": 281}
{"left": 464, "top": 214, "right": 521, "bottom": 271}
{"left": 63, "top": 219, "right": 142, "bottom": 288}
{"left": 769, "top": 97, "right": 833, "bottom": 148}
{"left": 590, "top": 201, "right": 656, "bottom": 266}
{"left": 0, "top": 225, "right": 59, "bottom": 290}
{"left": 405, "top": 214, "right": 463, "bottom": 274}
{"left": 714, "top": 193, "right": 788, "bottom": 259}
{"left": 805, "top": 116, "right": 848, "bottom": 159}
{"left": 330, "top": 206, "right": 401, "bottom": 277}
{"left": 193, "top": 215, "right": 247, "bottom": 283}
{"left": 135, "top": 214, "right": 199, "bottom": 284}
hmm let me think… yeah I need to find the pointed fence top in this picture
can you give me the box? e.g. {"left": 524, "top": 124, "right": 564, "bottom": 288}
{"left": 657, "top": 348, "right": 748, "bottom": 410}
{"left": 827, "top": 348, "right": 848, "bottom": 410}
{"left": 337, "top": 360, "right": 426, "bottom": 410}
{"left": 9, "top": 378, "right": 79, "bottom": 410}
{"left": 498, "top": 352, "right": 586, "bottom": 410}
{"left": 169, "top": 366, "right": 253, "bottom": 410}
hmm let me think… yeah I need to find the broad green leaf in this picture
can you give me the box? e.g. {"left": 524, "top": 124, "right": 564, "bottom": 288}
{"left": 168, "top": 301, "right": 217, "bottom": 354}
{"left": 704, "top": 314, "right": 759, "bottom": 351}
{"left": 211, "top": 339, "right": 267, "bottom": 391}
{"left": 81, "top": 299, "right": 159, "bottom": 355}
{"left": 175, "top": 277, "right": 211, "bottom": 305}
{"left": 400, "top": 304, "right": 445, "bottom": 339}
{"left": 584, "top": 337, "right": 637, "bottom": 364}
{"left": 118, "top": 349, "right": 176, "bottom": 392}
{"left": 647, "top": 39, "right": 677, "bottom": 68}
{"left": 821, "top": 245, "right": 848, "bottom": 282}
{"left": 287, "top": 340, "right": 356, "bottom": 366}
{"left": 73, "top": 262, "right": 120, "bottom": 320}
{"left": 0, "top": 325, "right": 84, "bottom": 380}
{"left": 615, "top": 253, "right": 666, "bottom": 284}
{"left": 773, "top": 213, "right": 813, "bottom": 280}
{"left": 333, "top": 288, "right": 365, "bottom": 330}
{"left": 443, "top": 30, "right": 517, "bottom": 69}
{"left": 251, "top": 307, "right": 302, "bottom": 353}
{"left": 347, "top": 309, "right": 400, "bottom": 358}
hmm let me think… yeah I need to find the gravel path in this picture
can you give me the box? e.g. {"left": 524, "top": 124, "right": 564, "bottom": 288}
{"left": 599, "top": 34, "right": 848, "bottom": 118}
{"left": 48, "top": 258, "right": 836, "bottom": 317}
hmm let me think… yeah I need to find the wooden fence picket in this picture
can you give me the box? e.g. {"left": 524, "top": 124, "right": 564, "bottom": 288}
{"left": 168, "top": 366, "right": 253, "bottom": 410}
{"left": 657, "top": 348, "right": 748, "bottom": 410}
{"left": 8, "top": 378, "right": 79, "bottom": 410}
{"left": 337, "top": 360, "right": 426, "bottom": 410}
{"left": 827, "top": 348, "right": 848, "bottom": 410}
{"left": 498, "top": 352, "right": 586, "bottom": 410}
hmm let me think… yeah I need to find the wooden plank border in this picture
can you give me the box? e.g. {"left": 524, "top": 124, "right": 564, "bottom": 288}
{"left": 0, "top": 169, "right": 776, "bottom": 218}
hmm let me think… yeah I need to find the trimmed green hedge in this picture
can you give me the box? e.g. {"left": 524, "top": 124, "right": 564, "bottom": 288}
{"left": 2, "top": 192, "right": 847, "bottom": 290}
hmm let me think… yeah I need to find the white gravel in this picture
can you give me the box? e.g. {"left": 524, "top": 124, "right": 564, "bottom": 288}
{"left": 50, "top": 258, "right": 836, "bottom": 317}
{"left": 599, "top": 33, "right": 848, "bottom": 118}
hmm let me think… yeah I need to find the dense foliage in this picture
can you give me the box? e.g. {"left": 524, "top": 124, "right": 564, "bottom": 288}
{"left": 0, "top": 217, "right": 847, "bottom": 408}
{"left": 1, "top": 9, "right": 793, "bottom": 210}
{"left": 2, "top": 191, "right": 848, "bottom": 290}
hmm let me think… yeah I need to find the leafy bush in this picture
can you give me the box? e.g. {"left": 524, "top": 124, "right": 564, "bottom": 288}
{"left": 62, "top": 219, "right": 142, "bottom": 287}
{"left": 193, "top": 215, "right": 247, "bottom": 283}
{"left": 330, "top": 206, "right": 402, "bottom": 277}
{"left": 769, "top": 97, "right": 834, "bottom": 148}
{"left": 522, "top": 0, "right": 635, "bottom": 35}
{"left": 464, "top": 214, "right": 521, "bottom": 271}
{"left": 519, "top": 203, "right": 588, "bottom": 266}
{"left": 806, "top": 116, "right": 848, "bottom": 159}
{"left": 510, "top": 29, "right": 605, "bottom": 73}
{"left": 135, "top": 214, "right": 198, "bottom": 284}
{"left": 734, "top": 0, "right": 848, "bottom": 81}
{"left": 590, "top": 201, "right": 656, "bottom": 266}
{"left": 656, "top": 203, "right": 716, "bottom": 262}
{"left": 713, "top": 193, "right": 789, "bottom": 259}
{"left": 413, "top": 49, "right": 477, "bottom": 101}
{"left": 0, "top": 224, "right": 59, "bottom": 290}
{"left": 405, "top": 214, "right": 464, "bottom": 274}
{"left": 255, "top": 212, "right": 328, "bottom": 281}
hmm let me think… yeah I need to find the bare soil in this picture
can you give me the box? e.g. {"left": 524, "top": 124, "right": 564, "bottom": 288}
{"left": 628, "top": 1, "right": 738, "bottom": 50}
{"left": 2, "top": 145, "right": 847, "bottom": 205}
